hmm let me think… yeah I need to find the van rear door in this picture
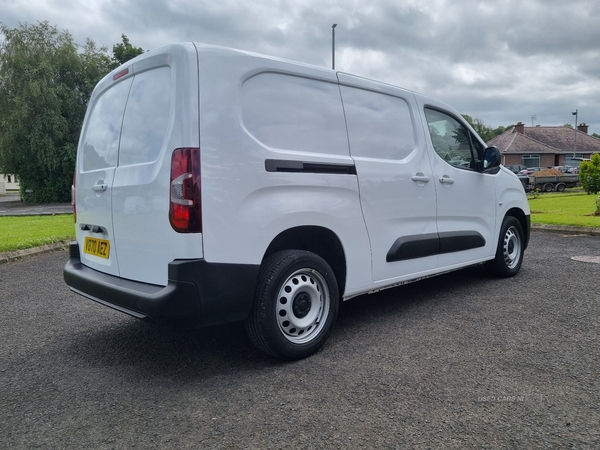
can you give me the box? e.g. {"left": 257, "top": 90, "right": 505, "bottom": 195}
{"left": 76, "top": 74, "right": 133, "bottom": 277}
{"left": 76, "top": 44, "right": 201, "bottom": 286}
{"left": 110, "top": 45, "right": 201, "bottom": 286}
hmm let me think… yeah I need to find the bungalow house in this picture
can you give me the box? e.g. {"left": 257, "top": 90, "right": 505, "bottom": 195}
{"left": 0, "top": 173, "right": 20, "bottom": 194}
{"left": 487, "top": 122, "right": 600, "bottom": 168}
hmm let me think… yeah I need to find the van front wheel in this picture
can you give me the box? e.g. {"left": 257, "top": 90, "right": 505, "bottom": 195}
{"left": 484, "top": 216, "right": 524, "bottom": 278}
{"left": 245, "top": 250, "right": 339, "bottom": 360}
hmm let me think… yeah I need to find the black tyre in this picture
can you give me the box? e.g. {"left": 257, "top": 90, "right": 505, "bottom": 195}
{"left": 484, "top": 216, "right": 524, "bottom": 277}
{"left": 245, "top": 250, "right": 339, "bottom": 360}
{"left": 543, "top": 183, "right": 554, "bottom": 192}
{"left": 556, "top": 183, "right": 566, "bottom": 192}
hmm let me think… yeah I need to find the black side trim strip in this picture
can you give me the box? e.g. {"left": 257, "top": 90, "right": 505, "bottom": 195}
{"left": 439, "top": 231, "right": 486, "bottom": 254}
{"left": 265, "top": 159, "right": 357, "bottom": 175}
{"left": 386, "top": 233, "right": 439, "bottom": 262}
{"left": 386, "top": 231, "right": 486, "bottom": 262}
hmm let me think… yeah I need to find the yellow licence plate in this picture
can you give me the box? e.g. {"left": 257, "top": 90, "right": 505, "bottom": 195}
{"left": 83, "top": 236, "right": 110, "bottom": 259}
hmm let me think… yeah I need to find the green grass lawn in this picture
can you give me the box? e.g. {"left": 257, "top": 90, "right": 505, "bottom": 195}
{"left": 0, "top": 214, "right": 75, "bottom": 253}
{"left": 528, "top": 190, "right": 600, "bottom": 228}
{"left": 0, "top": 191, "right": 598, "bottom": 254}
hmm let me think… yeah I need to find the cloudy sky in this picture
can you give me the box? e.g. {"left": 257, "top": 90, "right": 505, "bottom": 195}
{"left": 3, "top": 0, "right": 600, "bottom": 135}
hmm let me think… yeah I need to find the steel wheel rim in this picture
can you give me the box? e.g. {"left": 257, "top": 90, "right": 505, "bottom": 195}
{"left": 503, "top": 226, "right": 521, "bottom": 269}
{"left": 276, "top": 268, "right": 330, "bottom": 344}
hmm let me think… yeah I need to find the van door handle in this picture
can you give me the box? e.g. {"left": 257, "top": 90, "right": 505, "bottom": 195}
{"left": 439, "top": 176, "right": 455, "bottom": 185}
{"left": 411, "top": 174, "right": 430, "bottom": 183}
{"left": 92, "top": 181, "right": 108, "bottom": 192}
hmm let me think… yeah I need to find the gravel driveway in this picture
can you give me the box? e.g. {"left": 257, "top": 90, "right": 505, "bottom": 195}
{"left": 1, "top": 231, "right": 599, "bottom": 448}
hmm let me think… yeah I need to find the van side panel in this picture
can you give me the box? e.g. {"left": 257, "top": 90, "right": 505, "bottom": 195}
{"left": 195, "top": 47, "right": 373, "bottom": 294}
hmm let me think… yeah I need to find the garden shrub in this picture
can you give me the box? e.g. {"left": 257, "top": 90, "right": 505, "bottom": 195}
{"left": 579, "top": 153, "right": 600, "bottom": 194}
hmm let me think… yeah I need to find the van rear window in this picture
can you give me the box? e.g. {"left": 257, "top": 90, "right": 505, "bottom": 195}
{"left": 241, "top": 73, "right": 348, "bottom": 156}
{"left": 119, "top": 67, "right": 171, "bottom": 166}
{"left": 81, "top": 78, "right": 132, "bottom": 172}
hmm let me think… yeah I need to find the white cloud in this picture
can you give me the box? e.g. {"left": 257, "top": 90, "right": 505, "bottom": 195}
{"left": 2, "top": 0, "right": 600, "bottom": 134}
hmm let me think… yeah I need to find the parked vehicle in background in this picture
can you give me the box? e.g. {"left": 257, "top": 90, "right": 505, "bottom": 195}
{"left": 552, "top": 166, "right": 575, "bottom": 173}
{"left": 529, "top": 169, "right": 579, "bottom": 192}
{"left": 63, "top": 43, "right": 531, "bottom": 360}
{"left": 518, "top": 167, "right": 542, "bottom": 176}
{"left": 505, "top": 164, "right": 527, "bottom": 174}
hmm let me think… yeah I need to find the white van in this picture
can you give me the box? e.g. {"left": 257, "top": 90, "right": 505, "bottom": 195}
{"left": 64, "top": 43, "right": 530, "bottom": 359}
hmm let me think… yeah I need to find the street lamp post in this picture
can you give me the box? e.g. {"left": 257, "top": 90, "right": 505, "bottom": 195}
{"left": 332, "top": 24, "right": 337, "bottom": 70}
{"left": 572, "top": 109, "right": 578, "bottom": 157}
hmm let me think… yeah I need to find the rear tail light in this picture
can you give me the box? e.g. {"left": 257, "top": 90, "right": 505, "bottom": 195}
{"left": 72, "top": 171, "right": 76, "bottom": 223}
{"left": 169, "top": 148, "right": 201, "bottom": 233}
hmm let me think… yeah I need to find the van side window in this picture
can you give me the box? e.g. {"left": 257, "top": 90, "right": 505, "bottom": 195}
{"left": 119, "top": 67, "right": 171, "bottom": 166}
{"left": 81, "top": 78, "right": 132, "bottom": 172}
{"left": 424, "top": 108, "right": 481, "bottom": 169}
{"left": 241, "top": 73, "right": 348, "bottom": 156}
{"left": 340, "top": 86, "right": 417, "bottom": 160}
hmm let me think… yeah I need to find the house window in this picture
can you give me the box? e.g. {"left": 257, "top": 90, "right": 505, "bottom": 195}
{"left": 522, "top": 155, "right": 540, "bottom": 168}
{"left": 565, "top": 154, "right": 584, "bottom": 167}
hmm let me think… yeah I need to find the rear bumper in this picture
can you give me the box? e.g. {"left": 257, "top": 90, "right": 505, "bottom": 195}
{"left": 63, "top": 242, "right": 259, "bottom": 328}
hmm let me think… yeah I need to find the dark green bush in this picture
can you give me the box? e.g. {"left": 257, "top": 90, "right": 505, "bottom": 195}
{"left": 579, "top": 153, "right": 600, "bottom": 195}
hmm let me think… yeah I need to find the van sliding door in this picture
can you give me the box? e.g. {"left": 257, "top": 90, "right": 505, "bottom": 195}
{"left": 338, "top": 74, "right": 438, "bottom": 282}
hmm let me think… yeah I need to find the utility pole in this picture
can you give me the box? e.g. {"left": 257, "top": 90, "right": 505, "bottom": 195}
{"left": 572, "top": 109, "right": 578, "bottom": 157}
{"left": 332, "top": 24, "right": 337, "bottom": 70}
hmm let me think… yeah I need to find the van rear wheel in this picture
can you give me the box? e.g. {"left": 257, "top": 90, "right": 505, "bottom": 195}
{"left": 245, "top": 250, "right": 339, "bottom": 360}
{"left": 484, "top": 216, "right": 524, "bottom": 277}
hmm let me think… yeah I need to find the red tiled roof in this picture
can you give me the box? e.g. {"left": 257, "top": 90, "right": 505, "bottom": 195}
{"left": 488, "top": 125, "right": 600, "bottom": 154}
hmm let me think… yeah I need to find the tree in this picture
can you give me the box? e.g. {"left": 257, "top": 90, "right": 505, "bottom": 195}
{"left": 461, "top": 114, "right": 508, "bottom": 142}
{"left": 578, "top": 153, "right": 600, "bottom": 194}
{"left": 112, "top": 34, "right": 144, "bottom": 67}
{"left": 0, "top": 22, "right": 113, "bottom": 202}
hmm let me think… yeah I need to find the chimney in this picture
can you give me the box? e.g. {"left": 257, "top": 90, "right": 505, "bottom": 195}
{"left": 578, "top": 123, "right": 589, "bottom": 134}
{"left": 515, "top": 122, "right": 525, "bottom": 134}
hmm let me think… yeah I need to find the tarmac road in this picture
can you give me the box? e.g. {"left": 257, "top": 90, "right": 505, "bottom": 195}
{"left": 0, "top": 193, "right": 72, "bottom": 216}
{"left": 1, "top": 232, "right": 599, "bottom": 448}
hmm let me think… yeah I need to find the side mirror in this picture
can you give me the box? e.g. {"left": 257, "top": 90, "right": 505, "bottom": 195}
{"left": 482, "top": 146, "right": 501, "bottom": 173}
